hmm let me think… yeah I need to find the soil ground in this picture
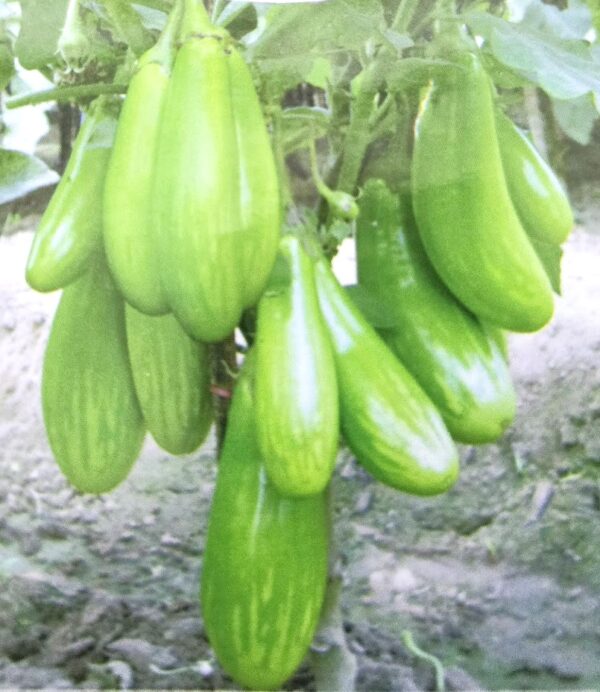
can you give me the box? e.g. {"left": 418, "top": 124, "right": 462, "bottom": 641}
{"left": 0, "top": 186, "right": 599, "bottom": 691}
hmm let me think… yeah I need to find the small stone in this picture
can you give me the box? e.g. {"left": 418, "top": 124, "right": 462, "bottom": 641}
{"left": 160, "top": 533, "right": 182, "bottom": 548}
{"left": 445, "top": 666, "right": 485, "bottom": 691}
{"left": 354, "top": 490, "right": 373, "bottom": 514}
{"left": 37, "top": 520, "right": 69, "bottom": 540}
{"left": 194, "top": 659, "right": 214, "bottom": 677}
{"left": 105, "top": 638, "right": 179, "bottom": 671}
{"left": 0, "top": 664, "right": 71, "bottom": 689}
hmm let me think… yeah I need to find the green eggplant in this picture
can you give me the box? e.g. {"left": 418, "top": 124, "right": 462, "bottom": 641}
{"left": 228, "top": 46, "right": 281, "bottom": 310}
{"left": 201, "top": 354, "right": 328, "bottom": 690}
{"left": 26, "top": 96, "right": 117, "bottom": 292}
{"left": 151, "top": 3, "right": 241, "bottom": 342}
{"left": 495, "top": 108, "right": 573, "bottom": 245}
{"left": 103, "top": 4, "right": 181, "bottom": 315}
{"left": 411, "top": 52, "right": 554, "bottom": 333}
{"left": 255, "top": 235, "right": 339, "bottom": 496}
{"left": 42, "top": 256, "right": 145, "bottom": 494}
{"left": 125, "top": 306, "right": 213, "bottom": 455}
{"left": 356, "top": 180, "right": 516, "bottom": 445}
{"left": 313, "top": 253, "right": 459, "bottom": 496}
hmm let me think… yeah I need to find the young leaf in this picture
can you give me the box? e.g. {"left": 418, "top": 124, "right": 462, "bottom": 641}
{"left": 0, "top": 149, "right": 59, "bottom": 206}
{"left": 15, "top": 0, "right": 70, "bottom": 69}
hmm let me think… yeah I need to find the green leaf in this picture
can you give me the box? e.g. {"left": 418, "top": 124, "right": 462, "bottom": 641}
{"left": 246, "top": 0, "right": 384, "bottom": 58}
{"left": 281, "top": 106, "right": 330, "bottom": 155}
{"left": 552, "top": 93, "right": 598, "bottom": 145}
{"left": 245, "top": 0, "right": 384, "bottom": 90}
{"left": 15, "top": 0, "right": 70, "bottom": 69}
{"left": 131, "top": 3, "right": 167, "bottom": 31}
{"left": 0, "top": 149, "right": 59, "bottom": 205}
{"left": 466, "top": 6, "right": 600, "bottom": 103}
{"left": 529, "top": 237, "right": 563, "bottom": 295}
{"left": 344, "top": 283, "right": 400, "bottom": 329}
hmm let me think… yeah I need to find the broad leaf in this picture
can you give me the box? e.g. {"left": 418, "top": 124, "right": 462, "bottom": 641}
{"left": 15, "top": 0, "right": 70, "bottom": 69}
{"left": 467, "top": 5, "right": 600, "bottom": 103}
{"left": 0, "top": 149, "right": 58, "bottom": 206}
{"left": 245, "top": 0, "right": 384, "bottom": 90}
{"left": 552, "top": 93, "right": 598, "bottom": 145}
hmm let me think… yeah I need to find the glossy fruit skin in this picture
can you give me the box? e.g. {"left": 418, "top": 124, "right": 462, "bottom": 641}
{"left": 152, "top": 22, "right": 279, "bottom": 342}
{"left": 26, "top": 97, "right": 117, "bottom": 292}
{"left": 495, "top": 108, "right": 573, "bottom": 245}
{"left": 42, "top": 256, "right": 145, "bottom": 494}
{"left": 313, "top": 255, "right": 459, "bottom": 496}
{"left": 152, "top": 33, "right": 242, "bottom": 342}
{"left": 255, "top": 235, "right": 339, "bottom": 496}
{"left": 356, "top": 180, "right": 516, "bottom": 444}
{"left": 125, "top": 306, "right": 212, "bottom": 455}
{"left": 201, "top": 355, "right": 328, "bottom": 691}
{"left": 228, "top": 47, "right": 281, "bottom": 310}
{"left": 103, "top": 59, "right": 170, "bottom": 315}
{"left": 412, "top": 52, "right": 554, "bottom": 333}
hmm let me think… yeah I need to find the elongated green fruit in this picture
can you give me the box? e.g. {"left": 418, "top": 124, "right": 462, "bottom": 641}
{"left": 42, "top": 257, "right": 145, "bottom": 494}
{"left": 26, "top": 97, "right": 117, "bottom": 292}
{"left": 356, "top": 180, "right": 516, "bottom": 444}
{"left": 201, "top": 355, "right": 328, "bottom": 690}
{"left": 103, "top": 4, "right": 181, "bottom": 315}
{"left": 412, "top": 52, "right": 554, "bottom": 333}
{"left": 255, "top": 235, "right": 339, "bottom": 496}
{"left": 228, "top": 46, "right": 281, "bottom": 310}
{"left": 125, "top": 306, "right": 212, "bottom": 455}
{"left": 152, "top": 3, "right": 243, "bottom": 342}
{"left": 495, "top": 108, "right": 573, "bottom": 245}
{"left": 313, "top": 255, "right": 459, "bottom": 496}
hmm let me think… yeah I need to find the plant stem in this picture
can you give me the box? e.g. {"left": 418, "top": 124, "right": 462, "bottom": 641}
{"left": 335, "top": 69, "right": 379, "bottom": 194}
{"left": 210, "top": 334, "right": 237, "bottom": 454}
{"left": 270, "top": 104, "right": 293, "bottom": 214}
{"left": 101, "top": 0, "right": 155, "bottom": 56}
{"left": 310, "top": 485, "right": 357, "bottom": 692}
{"left": 402, "top": 630, "right": 446, "bottom": 692}
{"left": 6, "top": 82, "right": 127, "bottom": 109}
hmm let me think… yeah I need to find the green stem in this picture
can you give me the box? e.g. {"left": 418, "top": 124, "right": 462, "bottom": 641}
{"left": 210, "top": 334, "right": 238, "bottom": 454}
{"left": 6, "top": 82, "right": 127, "bottom": 109}
{"left": 335, "top": 70, "right": 379, "bottom": 194}
{"left": 270, "top": 104, "right": 292, "bottom": 213}
{"left": 402, "top": 630, "right": 446, "bottom": 692}
{"left": 101, "top": 0, "right": 154, "bottom": 56}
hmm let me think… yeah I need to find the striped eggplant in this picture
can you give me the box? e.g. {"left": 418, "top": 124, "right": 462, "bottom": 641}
{"left": 42, "top": 255, "right": 145, "bottom": 494}
{"left": 27, "top": 97, "right": 117, "bottom": 292}
{"left": 125, "top": 306, "right": 213, "bottom": 455}
{"left": 313, "top": 253, "right": 459, "bottom": 496}
{"left": 201, "top": 354, "right": 328, "bottom": 690}
{"left": 255, "top": 235, "right": 339, "bottom": 495}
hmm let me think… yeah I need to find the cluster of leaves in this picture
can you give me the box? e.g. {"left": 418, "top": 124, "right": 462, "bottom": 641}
{"left": 0, "top": 0, "right": 599, "bottom": 213}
